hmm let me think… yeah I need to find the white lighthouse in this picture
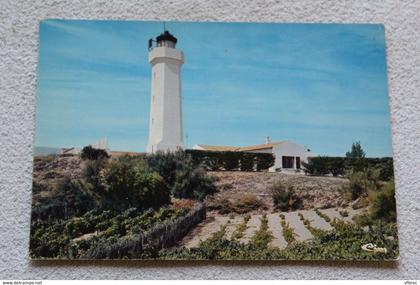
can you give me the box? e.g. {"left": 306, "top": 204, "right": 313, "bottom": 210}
{"left": 147, "top": 30, "right": 184, "bottom": 153}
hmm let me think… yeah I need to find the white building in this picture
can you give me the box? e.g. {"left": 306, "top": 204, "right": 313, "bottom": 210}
{"left": 60, "top": 138, "right": 110, "bottom": 156}
{"left": 146, "top": 30, "right": 184, "bottom": 153}
{"left": 193, "top": 137, "right": 313, "bottom": 172}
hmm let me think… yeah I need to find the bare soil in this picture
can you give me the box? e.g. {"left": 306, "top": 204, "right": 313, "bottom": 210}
{"left": 208, "top": 171, "right": 350, "bottom": 210}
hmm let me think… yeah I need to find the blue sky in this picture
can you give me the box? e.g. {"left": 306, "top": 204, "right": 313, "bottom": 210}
{"left": 35, "top": 20, "right": 392, "bottom": 157}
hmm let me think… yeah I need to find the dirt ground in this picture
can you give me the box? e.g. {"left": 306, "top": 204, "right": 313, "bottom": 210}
{"left": 208, "top": 171, "right": 350, "bottom": 210}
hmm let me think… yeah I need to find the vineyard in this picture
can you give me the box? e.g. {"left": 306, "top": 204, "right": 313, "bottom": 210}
{"left": 161, "top": 210, "right": 398, "bottom": 260}
{"left": 30, "top": 146, "right": 398, "bottom": 260}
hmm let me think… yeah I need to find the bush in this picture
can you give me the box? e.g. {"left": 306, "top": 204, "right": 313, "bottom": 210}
{"left": 329, "top": 157, "right": 346, "bottom": 177}
{"left": 339, "top": 210, "right": 349, "bottom": 218}
{"left": 239, "top": 152, "right": 255, "bottom": 171}
{"left": 81, "top": 146, "right": 109, "bottom": 160}
{"left": 345, "top": 168, "right": 381, "bottom": 200}
{"left": 221, "top": 152, "right": 240, "bottom": 171}
{"left": 147, "top": 150, "right": 216, "bottom": 200}
{"left": 369, "top": 180, "right": 397, "bottom": 223}
{"left": 250, "top": 214, "right": 273, "bottom": 248}
{"left": 302, "top": 157, "right": 329, "bottom": 176}
{"left": 232, "top": 215, "right": 251, "bottom": 239}
{"left": 303, "top": 156, "right": 393, "bottom": 179}
{"left": 31, "top": 177, "right": 96, "bottom": 221}
{"left": 207, "top": 193, "right": 264, "bottom": 214}
{"left": 99, "top": 157, "right": 170, "bottom": 210}
{"left": 233, "top": 194, "right": 264, "bottom": 213}
{"left": 256, "top": 153, "right": 275, "bottom": 171}
{"left": 303, "top": 157, "right": 344, "bottom": 176}
{"left": 270, "top": 181, "right": 302, "bottom": 211}
{"left": 172, "top": 165, "right": 217, "bottom": 200}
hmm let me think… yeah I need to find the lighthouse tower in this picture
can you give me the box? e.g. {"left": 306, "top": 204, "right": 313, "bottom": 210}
{"left": 147, "top": 30, "right": 184, "bottom": 153}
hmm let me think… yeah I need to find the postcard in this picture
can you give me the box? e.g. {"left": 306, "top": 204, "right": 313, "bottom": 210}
{"left": 31, "top": 20, "right": 398, "bottom": 260}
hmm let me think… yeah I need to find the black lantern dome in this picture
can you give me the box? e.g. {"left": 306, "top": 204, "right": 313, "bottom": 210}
{"left": 156, "top": 30, "right": 177, "bottom": 48}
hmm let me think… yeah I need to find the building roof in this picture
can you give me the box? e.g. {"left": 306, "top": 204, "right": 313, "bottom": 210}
{"left": 195, "top": 141, "right": 286, "bottom": 152}
{"left": 156, "top": 30, "right": 177, "bottom": 44}
{"left": 238, "top": 141, "right": 285, "bottom": 151}
{"left": 195, "top": 144, "right": 239, "bottom": 151}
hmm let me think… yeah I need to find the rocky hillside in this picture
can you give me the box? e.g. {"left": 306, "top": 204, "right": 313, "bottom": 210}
{"left": 208, "top": 171, "right": 350, "bottom": 210}
{"left": 32, "top": 155, "right": 85, "bottom": 200}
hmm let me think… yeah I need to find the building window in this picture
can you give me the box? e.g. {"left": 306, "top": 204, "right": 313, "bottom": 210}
{"left": 282, "top": 156, "right": 294, "bottom": 168}
{"left": 296, "top": 157, "right": 301, "bottom": 169}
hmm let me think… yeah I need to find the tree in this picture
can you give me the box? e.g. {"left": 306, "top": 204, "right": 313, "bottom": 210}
{"left": 345, "top": 141, "right": 366, "bottom": 158}
{"left": 81, "top": 146, "right": 109, "bottom": 160}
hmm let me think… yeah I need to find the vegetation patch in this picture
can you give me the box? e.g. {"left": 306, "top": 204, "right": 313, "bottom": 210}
{"left": 270, "top": 181, "right": 302, "bottom": 211}
{"left": 186, "top": 149, "right": 275, "bottom": 171}
{"left": 314, "top": 209, "right": 331, "bottom": 224}
{"left": 298, "top": 213, "right": 327, "bottom": 238}
{"left": 207, "top": 193, "right": 265, "bottom": 214}
{"left": 159, "top": 219, "right": 398, "bottom": 260}
{"left": 250, "top": 214, "right": 273, "bottom": 248}
{"left": 279, "top": 214, "right": 296, "bottom": 245}
{"left": 231, "top": 215, "right": 251, "bottom": 240}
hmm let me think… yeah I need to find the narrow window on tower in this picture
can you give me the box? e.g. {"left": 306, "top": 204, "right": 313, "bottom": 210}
{"left": 152, "top": 118, "right": 154, "bottom": 125}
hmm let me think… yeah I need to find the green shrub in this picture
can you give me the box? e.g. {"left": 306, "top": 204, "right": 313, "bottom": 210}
{"left": 280, "top": 220, "right": 296, "bottom": 245}
{"left": 185, "top": 149, "right": 274, "bottom": 172}
{"left": 303, "top": 156, "right": 344, "bottom": 176}
{"left": 81, "top": 146, "right": 109, "bottom": 160}
{"left": 302, "top": 155, "right": 393, "bottom": 179}
{"left": 250, "top": 214, "right": 273, "bottom": 249}
{"left": 256, "top": 154, "right": 276, "bottom": 171}
{"left": 145, "top": 150, "right": 181, "bottom": 186}
{"left": 346, "top": 168, "right": 382, "bottom": 200}
{"left": 270, "top": 181, "right": 302, "bottom": 211}
{"left": 99, "top": 158, "right": 170, "bottom": 210}
{"left": 221, "top": 151, "right": 240, "bottom": 171}
{"left": 240, "top": 152, "right": 255, "bottom": 171}
{"left": 233, "top": 194, "right": 264, "bottom": 213}
{"left": 328, "top": 157, "right": 346, "bottom": 177}
{"left": 352, "top": 213, "right": 372, "bottom": 227}
{"left": 369, "top": 180, "right": 397, "bottom": 223}
{"left": 207, "top": 194, "right": 264, "bottom": 214}
{"left": 147, "top": 150, "right": 216, "bottom": 200}
{"left": 232, "top": 215, "right": 251, "bottom": 240}
{"left": 31, "top": 177, "right": 96, "bottom": 221}
{"left": 171, "top": 166, "right": 216, "bottom": 200}
{"left": 339, "top": 210, "right": 349, "bottom": 218}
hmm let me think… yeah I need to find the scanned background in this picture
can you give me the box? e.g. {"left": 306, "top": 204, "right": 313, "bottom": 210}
{"left": 0, "top": 0, "right": 419, "bottom": 279}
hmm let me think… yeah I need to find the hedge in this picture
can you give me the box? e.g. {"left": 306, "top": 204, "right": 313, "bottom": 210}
{"left": 185, "top": 150, "right": 275, "bottom": 171}
{"left": 302, "top": 156, "right": 394, "bottom": 179}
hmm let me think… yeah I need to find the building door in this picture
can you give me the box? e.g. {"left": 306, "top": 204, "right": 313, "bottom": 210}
{"left": 296, "top": 157, "right": 301, "bottom": 169}
{"left": 282, "top": 156, "right": 294, "bottom": 168}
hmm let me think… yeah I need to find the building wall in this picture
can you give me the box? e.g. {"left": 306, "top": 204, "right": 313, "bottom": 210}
{"left": 270, "top": 141, "right": 312, "bottom": 171}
